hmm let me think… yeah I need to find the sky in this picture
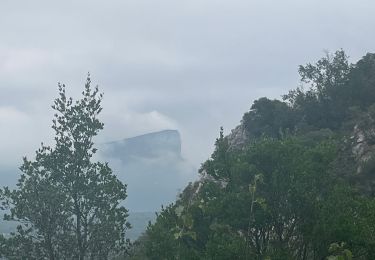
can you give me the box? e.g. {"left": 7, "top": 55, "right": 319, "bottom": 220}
{"left": 1, "top": 0, "right": 375, "bottom": 175}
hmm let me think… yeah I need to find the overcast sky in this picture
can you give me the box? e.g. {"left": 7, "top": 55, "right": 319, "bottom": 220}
{"left": 1, "top": 0, "right": 375, "bottom": 172}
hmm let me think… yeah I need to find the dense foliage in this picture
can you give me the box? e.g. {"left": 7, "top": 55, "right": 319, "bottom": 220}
{"left": 0, "top": 76, "right": 130, "bottom": 259}
{"left": 131, "top": 50, "right": 375, "bottom": 259}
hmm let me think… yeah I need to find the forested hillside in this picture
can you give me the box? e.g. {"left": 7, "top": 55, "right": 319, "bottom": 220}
{"left": 130, "top": 50, "right": 375, "bottom": 259}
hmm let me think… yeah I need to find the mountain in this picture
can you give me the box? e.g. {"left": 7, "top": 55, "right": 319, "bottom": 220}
{"left": 135, "top": 51, "right": 375, "bottom": 259}
{"left": 99, "top": 129, "right": 197, "bottom": 212}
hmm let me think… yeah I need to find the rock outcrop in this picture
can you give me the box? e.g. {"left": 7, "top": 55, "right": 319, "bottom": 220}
{"left": 227, "top": 123, "right": 249, "bottom": 151}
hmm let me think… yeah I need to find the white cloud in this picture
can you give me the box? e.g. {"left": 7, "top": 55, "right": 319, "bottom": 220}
{"left": 0, "top": 106, "right": 30, "bottom": 124}
{"left": 0, "top": 107, "right": 36, "bottom": 165}
{"left": 0, "top": 48, "right": 61, "bottom": 75}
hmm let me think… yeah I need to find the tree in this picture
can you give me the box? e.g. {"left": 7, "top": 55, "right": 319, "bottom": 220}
{"left": 242, "top": 97, "right": 296, "bottom": 139}
{"left": 344, "top": 53, "right": 375, "bottom": 109}
{"left": 0, "top": 75, "right": 130, "bottom": 259}
{"left": 283, "top": 49, "right": 351, "bottom": 130}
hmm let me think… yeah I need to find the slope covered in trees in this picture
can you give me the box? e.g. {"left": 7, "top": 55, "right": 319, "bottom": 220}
{"left": 131, "top": 50, "right": 375, "bottom": 259}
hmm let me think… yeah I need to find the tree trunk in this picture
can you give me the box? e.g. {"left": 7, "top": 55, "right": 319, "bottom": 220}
{"left": 75, "top": 197, "right": 85, "bottom": 260}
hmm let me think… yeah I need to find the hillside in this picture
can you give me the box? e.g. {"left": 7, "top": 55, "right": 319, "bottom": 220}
{"left": 131, "top": 50, "right": 375, "bottom": 260}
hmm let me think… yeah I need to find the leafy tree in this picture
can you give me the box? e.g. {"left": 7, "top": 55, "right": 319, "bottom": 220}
{"left": 283, "top": 49, "right": 351, "bottom": 130}
{"left": 297, "top": 49, "right": 350, "bottom": 99}
{"left": 199, "top": 127, "right": 231, "bottom": 180}
{"left": 344, "top": 53, "right": 375, "bottom": 109}
{"left": 0, "top": 76, "right": 130, "bottom": 259}
{"left": 242, "top": 98, "right": 295, "bottom": 139}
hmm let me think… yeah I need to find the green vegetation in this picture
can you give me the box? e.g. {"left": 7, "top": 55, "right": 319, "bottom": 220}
{"left": 2, "top": 50, "right": 375, "bottom": 259}
{"left": 0, "top": 76, "right": 130, "bottom": 259}
{"left": 129, "top": 50, "right": 375, "bottom": 259}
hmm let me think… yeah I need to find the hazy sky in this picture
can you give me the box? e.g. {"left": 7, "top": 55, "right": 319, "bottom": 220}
{"left": 1, "top": 0, "right": 375, "bottom": 171}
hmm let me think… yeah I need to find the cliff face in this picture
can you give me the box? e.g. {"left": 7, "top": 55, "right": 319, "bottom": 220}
{"left": 349, "top": 107, "right": 375, "bottom": 194}
{"left": 351, "top": 110, "right": 375, "bottom": 166}
{"left": 100, "top": 130, "right": 196, "bottom": 212}
{"left": 227, "top": 123, "right": 249, "bottom": 151}
{"left": 352, "top": 125, "right": 375, "bottom": 169}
